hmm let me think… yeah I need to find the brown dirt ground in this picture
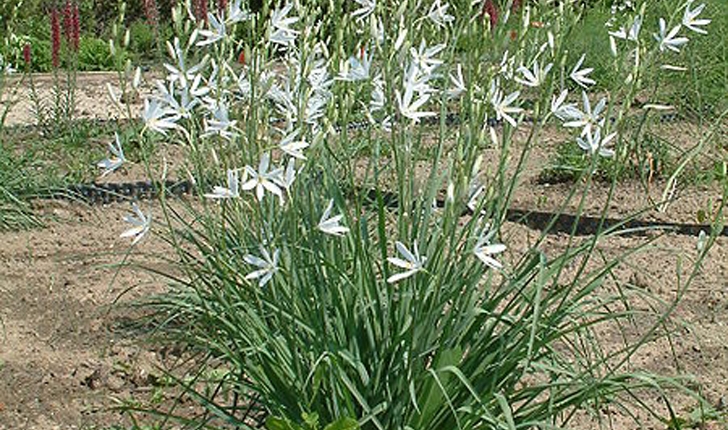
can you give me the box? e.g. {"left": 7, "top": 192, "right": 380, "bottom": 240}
{"left": 1, "top": 73, "right": 727, "bottom": 429}
{"left": 2, "top": 72, "right": 154, "bottom": 127}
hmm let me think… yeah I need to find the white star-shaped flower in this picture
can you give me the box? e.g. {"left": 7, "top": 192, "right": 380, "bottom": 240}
{"left": 473, "top": 226, "right": 506, "bottom": 270}
{"left": 244, "top": 246, "right": 280, "bottom": 287}
{"left": 427, "top": 0, "right": 454, "bottom": 28}
{"left": 317, "top": 200, "right": 350, "bottom": 236}
{"left": 351, "top": 0, "right": 376, "bottom": 21}
{"left": 447, "top": 64, "right": 466, "bottom": 99}
{"left": 514, "top": 60, "right": 553, "bottom": 88}
{"left": 204, "top": 169, "right": 240, "bottom": 199}
{"left": 97, "top": 133, "right": 126, "bottom": 178}
{"left": 562, "top": 92, "right": 607, "bottom": 137}
{"left": 551, "top": 89, "right": 582, "bottom": 122}
{"left": 387, "top": 241, "right": 427, "bottom": 284}
{"left": 569, "top": 54, "right": 595, "bottom": 88}
{"left": 682, "top": 0, "right": 710, "bottom": 35}
{"left": 654, "top": 18, "right": 689, "bottom": 53}
{"left": 142, "top": 98, "right": 180, "bottom": 135}
{"left": 576, "top": 127, "right": 617, "bottom": 158}
{"left": 197, "top": 13, "right": 226, "bottom": 46}
{"left": 279, "top": 129, "right": 309, "bottom": 160}
{"left": 241, "top": 153, "right": 284, "bottom": 202}
{"left": 120, "top": 203, "right": 151, "bottom": 245}
{"left": 490, "top": 81, "right": 522, "bottom": 127}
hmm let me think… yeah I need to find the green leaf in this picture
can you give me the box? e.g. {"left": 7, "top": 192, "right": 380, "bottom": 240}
{"left": 323, "top": 418, "right": 360, "bottom": 430}
{"left": 302, "top": 412, "right": 320, "bottom": 430}
{"left": 266, "top": 417, "right": 302, "bottom": 430}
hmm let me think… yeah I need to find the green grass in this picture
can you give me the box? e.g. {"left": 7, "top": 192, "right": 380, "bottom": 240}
{"left": 0, "top": 120, "right": 146, "bottom": 230}
{"left": 568, "top": 0, "right": 727, "bottom": 117}
{"left": 539, "top": 132, "right": 674, "bottom": 184}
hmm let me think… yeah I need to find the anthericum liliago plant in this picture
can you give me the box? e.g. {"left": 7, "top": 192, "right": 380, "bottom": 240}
{"left": 108, "top": 0, "right": 724, "bottom": 428}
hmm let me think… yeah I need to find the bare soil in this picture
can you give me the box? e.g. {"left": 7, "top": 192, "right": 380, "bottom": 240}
{"left": 2, "top": 72, "right": 154, "bottom": 127}
{"left": 1, "top": 73, "right": 727, "bottom": 430}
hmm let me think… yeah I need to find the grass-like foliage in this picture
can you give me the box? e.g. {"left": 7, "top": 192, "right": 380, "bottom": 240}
{"left": 104, "top": 0, "right": 726, "bottom": 428}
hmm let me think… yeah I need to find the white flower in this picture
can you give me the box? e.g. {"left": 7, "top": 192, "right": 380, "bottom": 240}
{"left": 241, "top": 153, "right": 284, "bottom": 202}
{"left": 203, "top": 102, "right": 237, "bottom": 140}
{"left": 608, "top": 15, "right": 642, "bottom": 41}
{"left": 497, "top": 50, "right": 515, "bottom": 80}
{"left": 387, "top": 241, "right": 427, "bottom": 284}
{"left": 410, "top": 40, "right": 446, "bottom": 74}
{"left": 142, "top": 99, "right": 180, "bottom": 135}
{"left": 397, "top": 65, "right": 436, "bottom": 122}
{"left": 550, "top": 89, "right": 581, "bottom": 121}
{"left": 337, "top": 49, "right": 372, "bottom": 81}
{"left": 467, "top": 183, "right": 486, "bottom": 213}
{"left": 197, "top": 13, "right": 226, "bottom": 46}
{"left": 427, "top": 0, "right": 454, "bottom": 28}
{"left": 569, "top": 54, "right": 596, "bottom": 88}
{"left": 226, "top": 0, "right": 252, "bottom": 24}
{"left": 490, "top": 81, "right": 523, "bottom": 127}
{"left": 318, "top": 200, "right": 350, "bottom": 236}
{"left": 576, "top": 127, "right": 617, "bottom": 158}
{"left": 97, "top": 133, "right": 126, "bottom": 178}
{"left": 682, "top": 0, "right": 710, "bottom": 35}
{"left": 244, "top": 246, "right": 280, "bottom": 287}
{"left": 447, "top": 64, "right": 466, "bottom": 99}
{"left": 514, "top": 60, "right": 553, "bottom": 88}
{"left": 473, "top": 226, "right": 506, "bottom": 270}
{"left": 351, "top": 0, "right": 376, "bottom": 21}
{"left": 306, "top": 94, "right": 328, "bottom": 125}
{"left": 164, "top": 38, "right": 208, "bottom": 88}
{"left": 396, "top": 87, "right": 434, "bottom": 122}
{"left": 155, "top": 80, "right": 200, "bottom": 119}
{"left": 279, "top": 129, "right": 309, "bottom": 160}
{"left": 270, "top": 3, "right": 299, "bottom": 46}
{"left": 563, "top": 92, "right": 607, "bottom": 137}
{"left": 120, "top": 203, "right": 151, "bottom": 245}
{"left": 205, "top": 169, "right": 240, "bottom": 199}
{"left": 308, "top": 58, "right": 333, "bottom": 94}
{"left": 654, "top": 18, "right": 689, "bottom": 52}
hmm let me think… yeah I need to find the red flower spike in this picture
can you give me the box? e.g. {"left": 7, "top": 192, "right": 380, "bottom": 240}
{"left": 482, "top": 0, "right": 499, "bottom": 31}
{"left": 62, "top": 0, "right": 73, "bottom": 44}
{"left": 218, "top": 0, "right": 227, "bottom": 12}
{"left": 23, "top": 43, "right": 32, "bottom": 66}
{"left": 50, "top": 7, "right": 61, "bottom": 68}
{"left": 71, "top": 2, "right": 80, "bottom": 51}
{"left": 195, "top": 0, "right": 208, "bottom": 24}
{"left": 144, "top": 0, "right": 159, "bottom": 27}
{"left": 238, "top": 50, "right": 245, "bottom": 65}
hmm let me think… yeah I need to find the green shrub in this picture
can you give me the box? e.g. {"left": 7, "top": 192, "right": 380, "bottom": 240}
{"left": 78, "top": 36, "right": 114, "bottom": 71}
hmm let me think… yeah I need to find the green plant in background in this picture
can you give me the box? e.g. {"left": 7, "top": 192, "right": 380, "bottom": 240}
{"left": 78, "top": 36, "right": 115, "bottom": 70}
{"left": 22, "top": 0, "right": 82, "bottom": 137}
{"left": 267, "top": 413, "right": 359, "bottom": 430}
{"left": 540, "top": 132, "right": 674, "bottom": 184}
{"left": 0, "top": 140, "right": 43, "bottom": 231}
{"left": 128, "top": 19, "right": 156, "bottom": 60}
